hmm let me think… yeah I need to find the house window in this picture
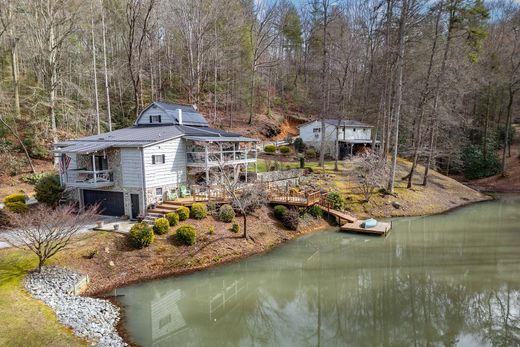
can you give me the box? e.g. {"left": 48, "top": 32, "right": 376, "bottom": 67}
{"left": 156, "top": 188, "right": 163, "bottom": 196}
{"left": 94, "top": 156, "right": 108, "bottom": 171}
{"left": 149, "top": 115, "right": 162, "bottom": 123}
{"left": 152, "top": 154, "right": 165, "bottom": 164}
{"left": 313, "top": 128, "right": 321, "bottom": 133}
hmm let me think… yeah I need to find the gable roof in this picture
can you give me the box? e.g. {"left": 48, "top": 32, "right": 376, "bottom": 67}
{"left": 136, "top": 101, "right": 209, "bottom": 127}
{"left": 298, "top": 119, "right": 372, "bottom": 128}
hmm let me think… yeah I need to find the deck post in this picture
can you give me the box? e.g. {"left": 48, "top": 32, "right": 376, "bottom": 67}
{"left": 91, "top": 154, "right": 97, "bottom": 184}
{"left": 244, "top": 147, "right": 248, "bottom": 183}
{"left": 205, "top": 144, "right": 210, "bottom": 185}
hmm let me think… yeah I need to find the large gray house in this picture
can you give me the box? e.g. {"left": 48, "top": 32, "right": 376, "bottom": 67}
{"left": 55, "top": 102, "right": 258, "bottom": 218}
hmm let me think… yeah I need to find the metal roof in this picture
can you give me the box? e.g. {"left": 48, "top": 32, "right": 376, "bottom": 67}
{"left": 147, "top": 101, "right": 209, "bottom": 126}
{"left": 184, "top": 136, "right": 259, "bottom": 142}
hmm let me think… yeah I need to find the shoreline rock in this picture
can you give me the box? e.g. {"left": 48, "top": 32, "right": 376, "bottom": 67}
{"left": 24, "top": 266, "right": 127, "bottom": 347}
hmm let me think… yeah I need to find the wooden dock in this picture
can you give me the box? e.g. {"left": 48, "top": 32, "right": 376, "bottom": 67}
{"left": 340, "top": 220, "right": 392, "bottom": 236}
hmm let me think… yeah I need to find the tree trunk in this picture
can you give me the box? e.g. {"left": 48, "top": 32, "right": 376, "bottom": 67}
{"left": 501, "top": 88, "right": 514, "bottom": 177}
{"left": 91, "top": 1, "right": 101, "bottom": 135}
{"left": 319, "top": 1, "right": 329, "bottom": 168}
{"left": 100, "top": 1, "right": 112, "bottom": 132}
{"left": 0, "top": 116, "right": 36, "bottom": 174}
{"left": 243, "top": 213, "right": 247, "bottom": 239}
{"left": 387, "top": 0, "right": 408, "bottom": 193}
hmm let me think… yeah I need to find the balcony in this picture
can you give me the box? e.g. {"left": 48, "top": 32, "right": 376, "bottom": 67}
{"left": 186, "top": 149, "right": 257, "bottom": 168}
{"left": 64, "top": 169, "right": 114, "bottom": 188}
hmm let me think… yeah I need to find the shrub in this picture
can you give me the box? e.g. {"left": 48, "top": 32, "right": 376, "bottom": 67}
{"left": 281, "top": 209, "right": 300, "bottom": 230}
{"left": 293, "top": 138, "right": 305, "bottom": 152}
{"left": 0, "top": 208, "right": 10, "bottom": 227}
{"left": 4, "top": 194, "right": 26, "bottom": 204}
{"left": 305, "top": 148, "right": 317, "bottom": 158}
{"left": 264, "top": 144, "right": 276, "bottom": 153}
{"left": 279, "top": 145, "right": 291, "bottom": 154}
{"left": 231, "top": 223, "right": 240, "bottom": 233}
{"left": 176, "top": 225, "right": 196, "bottom": 245}
{"left": 307, "top": 205, "right": 323, "bottom": 219}
{"left": 128, "top": 223, "right": 154, "bottom": 249}
{"left": 327, "top": 192, "right": 345, "bottom": 210}
{"left": 208, "top": 226, "right": 215, "bottom": 235}
{"left": 165, "top": 212, "right": 179, "bottom": 226}
{"left": 153, "top": 218, "right": 170, "bottom": 235}
{"left": 20, "top": 173, "right": 45, "bottom": 185}
{"left": 190, "top": 203, "right": 208, "bottom": 220}
{"left": 177, "top": 206, "right": 190, "bottom": 220}
{"left": 461, "top": 145, "right": 501, "bottom": 179}
{"left": 35, "top": 174, "right": 64, "bottom": 206}
{"left": 274, "top": 205, "right": 288, "bottom": 219}
{"left": 218, "top": 204, "right": 235, "bottom": 222}
{"left": 5, "top": 201, "right": 28, "bottom": 214}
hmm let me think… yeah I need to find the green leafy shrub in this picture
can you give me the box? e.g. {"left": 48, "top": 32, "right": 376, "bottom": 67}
{"left": 218, "top": 204, "right": 235, "bottom": 222}
{"left": 293, "top": 138, "right": 305, "bottom": 152}
{"left": 327, "top": 192, "right": 345, "bottom": 210}
{"left": 264, "top": 144, "right": 276, "bottom": 153}
{"left": 153, "top": 218, "right": 170, "bottom": 235}
{"left": 208, "top": 226, "right": 215, "bottom": 235}
{"left": 35, "top": 174, "right": 64, "bottom": 206}
{"left": 305, "top": 148, "right": 317, "bottom": 158}
{"left": 279, "top": 145, "right": 291, "bottom": 154}
{"left": 307, "top": 205, "right": 323, "bottom": 219}
{"left": 4, "top": 194, "right": 26, "bottom": 204}
{"left": 273, "top": 205, "right": 288, "bottom": 219}
{"left": 176, "top": 225, "right": 196, "bottom": 245}
{"left": 20, "top": 173, "right": 45, "bottom": 185}
{"left": 461, "top": 145, "right": 501, "bottom": 179}
{"left": 190, "top": 203, "right": 208, "bottom": 219}
{"left": 231, "top": 223, "right": 240, "bottom": 233}
{"left": 5, "top": 201, "right": 28, "bottom": 214}
{"left": 177, "top": 206, "right": 190, "bottom": 220}
{"left": 165, "top": 212, "right": 179, "bottom": 226}
{"left": 281, "top": 210, "right": 299, "bottom": 230}
{"left": 128, "top": 223, "right": 154, "bottom": 248}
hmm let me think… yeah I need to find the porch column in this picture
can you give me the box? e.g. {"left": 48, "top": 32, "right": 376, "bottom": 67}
{"left": 204, "top": 144, "right": 210, "bottom": 185}
{"left": 255, "top": 143, "right": 258, "bottom": 173}
{"left": 244, "top": 144, "right": 248, "bottom": 183}
{"left": 91, "top": 154, "right": 97, "bottom": 184}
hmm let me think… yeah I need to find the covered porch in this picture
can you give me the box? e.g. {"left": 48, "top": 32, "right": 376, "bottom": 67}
{"left": 185, "top": 136, "right": 259, "bottom": 186}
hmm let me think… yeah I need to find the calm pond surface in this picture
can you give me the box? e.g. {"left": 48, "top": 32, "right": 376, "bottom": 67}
{"left": 116, "top": 195, "right": 520, "bottom": 347}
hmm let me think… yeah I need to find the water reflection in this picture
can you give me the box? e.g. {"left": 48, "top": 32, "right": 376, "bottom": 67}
{"left": 117, "top": 195, "right": 520, "bottom": 347}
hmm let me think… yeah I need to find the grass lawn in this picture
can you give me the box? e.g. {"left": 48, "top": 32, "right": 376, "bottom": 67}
{"left": 0, "top": 249, "right": 86, "bottom": 347}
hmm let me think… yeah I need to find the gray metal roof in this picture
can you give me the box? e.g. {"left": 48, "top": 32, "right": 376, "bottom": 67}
{"left": 184, "top": 136, "right": 259, "bottom": 142}
{"left": 149, "top": 101, "right": 209, "bottom": 126}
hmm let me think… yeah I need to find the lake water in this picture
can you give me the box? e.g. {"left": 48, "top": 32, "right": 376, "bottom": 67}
{"left": 116, "top": 195, "right": 520, "bottom": 347}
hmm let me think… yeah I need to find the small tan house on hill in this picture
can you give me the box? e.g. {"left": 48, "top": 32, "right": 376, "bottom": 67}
{"left": 54, "top": 101, "right": 258, "bottom": 218}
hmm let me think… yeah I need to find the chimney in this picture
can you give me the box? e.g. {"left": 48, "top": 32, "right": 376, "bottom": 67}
{"left": 178, "top": 109, "right": 183, "bottom": 125}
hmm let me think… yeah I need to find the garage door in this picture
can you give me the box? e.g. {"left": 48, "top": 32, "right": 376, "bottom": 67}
{"left": 83, "top": 190, "right": 125, "bottom": 216}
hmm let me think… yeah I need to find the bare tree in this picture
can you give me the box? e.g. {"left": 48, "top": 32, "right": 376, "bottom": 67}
{"left": 1, "top": 204, "right": 98, "bottom": 272}
{"left": 357, "top": 153, "right": 386, "bottom": 203}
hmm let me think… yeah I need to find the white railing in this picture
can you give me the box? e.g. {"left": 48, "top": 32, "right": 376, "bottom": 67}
{"left": 186, "top": 149, "right": 257, "bottom": 165}
{"left": 65, "top": 169, "right": 114, "bottom": 187}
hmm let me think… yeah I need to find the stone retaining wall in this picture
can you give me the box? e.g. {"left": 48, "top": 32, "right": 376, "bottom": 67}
{"left": 256, "top": 169, "right": 305, "bottom": 183}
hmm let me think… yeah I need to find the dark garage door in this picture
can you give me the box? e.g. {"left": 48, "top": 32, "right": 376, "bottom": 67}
{"left": 83, "top": 190, "right": 124, "bottom": 216}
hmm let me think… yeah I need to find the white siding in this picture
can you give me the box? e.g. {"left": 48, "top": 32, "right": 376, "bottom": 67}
{"left": 121, "top": 148, "right": 144, "bottom": 188}
{"left": 136, "top": 107, "right": 174, "bottom": 125}
{"left": 299, "top": 120, "right": 372, "bottom": 144}
{"left": 143, "top": 138, "right": 187, "bottom": 188}
{"left": 338, "top": 127, "right": 371, "bottom": 141}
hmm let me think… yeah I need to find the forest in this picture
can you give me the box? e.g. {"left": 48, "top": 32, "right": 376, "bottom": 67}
{"left": 0, "top": 0, "right": 518, "bottom": 191}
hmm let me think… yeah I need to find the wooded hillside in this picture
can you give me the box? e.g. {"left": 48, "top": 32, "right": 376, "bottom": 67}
{"left": 0, "top": 0, "right": 518, "bottom": 191}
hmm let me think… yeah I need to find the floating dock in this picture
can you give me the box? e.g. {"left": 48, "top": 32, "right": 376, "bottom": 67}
{"left": 340, "top": 220, "right": 392, "bottom": 236}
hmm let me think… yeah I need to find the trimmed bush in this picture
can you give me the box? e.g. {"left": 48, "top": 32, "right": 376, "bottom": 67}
{"left": 5, "top": 201, "right": 28, "bottom": 214}
{"left": 190, "top": 203, "right": 208, "bottom": 220}
{"left": 281, "top": 210, "right": 300, "bottom": 231}
{"left": 218, "top": 204, "right": 235, "bottom": 223}
{"left": 4, "top": 194, "right": 26, "bottom": 204}
{"left": 165, "top": 212, "right": 179, "bottom": 226}
{"left": 231, "top": 223, "right": 240, "bottom": 233}
{"left": 264, "top": 144, "right": 276, "bottom": 153}
{"left": 279, "top": 145, "right": 291, "bottom": 154}
{"left": 305, "top": 148, "right": 317, "bottom": 158}
{"left": 307, "top": 205, "right": 323, "bottom": 219}
{"left": 153, "top": 218, "right": 170, "bottom": 235}
{"left": 177, "top": 206, "right": 190, "bottom": 221}
{"left": 327, "top": 192, "right": 345, "bottom": 210}
{"left": 128, "top": 223, "right": 154, "bottom": 248}
{"left": 176, "top": 225, "right": 196, "bottom": 245}
{"left": 208, "top": 226, "right": 215, "bottom": 235}
{"left": 293, "top": 138, "right": 305, "bottom": 152}
{"left": 273, "top": 205, "right": 288, "bottom": 219}
{"left": 35, "top": 174, "right": 64, "bottom": 206}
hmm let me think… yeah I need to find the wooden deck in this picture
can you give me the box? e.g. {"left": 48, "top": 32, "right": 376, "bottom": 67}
{"left": 340, "top": 220, "right": 392, "bottom": 236}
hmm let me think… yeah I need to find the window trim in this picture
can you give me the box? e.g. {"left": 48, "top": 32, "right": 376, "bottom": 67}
{"left": 151, "top": 154, "right": 165, "bottom": 164}
{"left": 149, "top": 115, "right": 162, "bottom": 124}
{"left": 156, "top": 187, "right": 163, "bottom": 196}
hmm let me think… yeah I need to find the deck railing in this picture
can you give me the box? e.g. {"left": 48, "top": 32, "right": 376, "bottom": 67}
{"left": 64, "top": 169, "right": 114, "bottom": 187}
{"left": 186, "top": 149, "right": 257, "bottom": 165}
